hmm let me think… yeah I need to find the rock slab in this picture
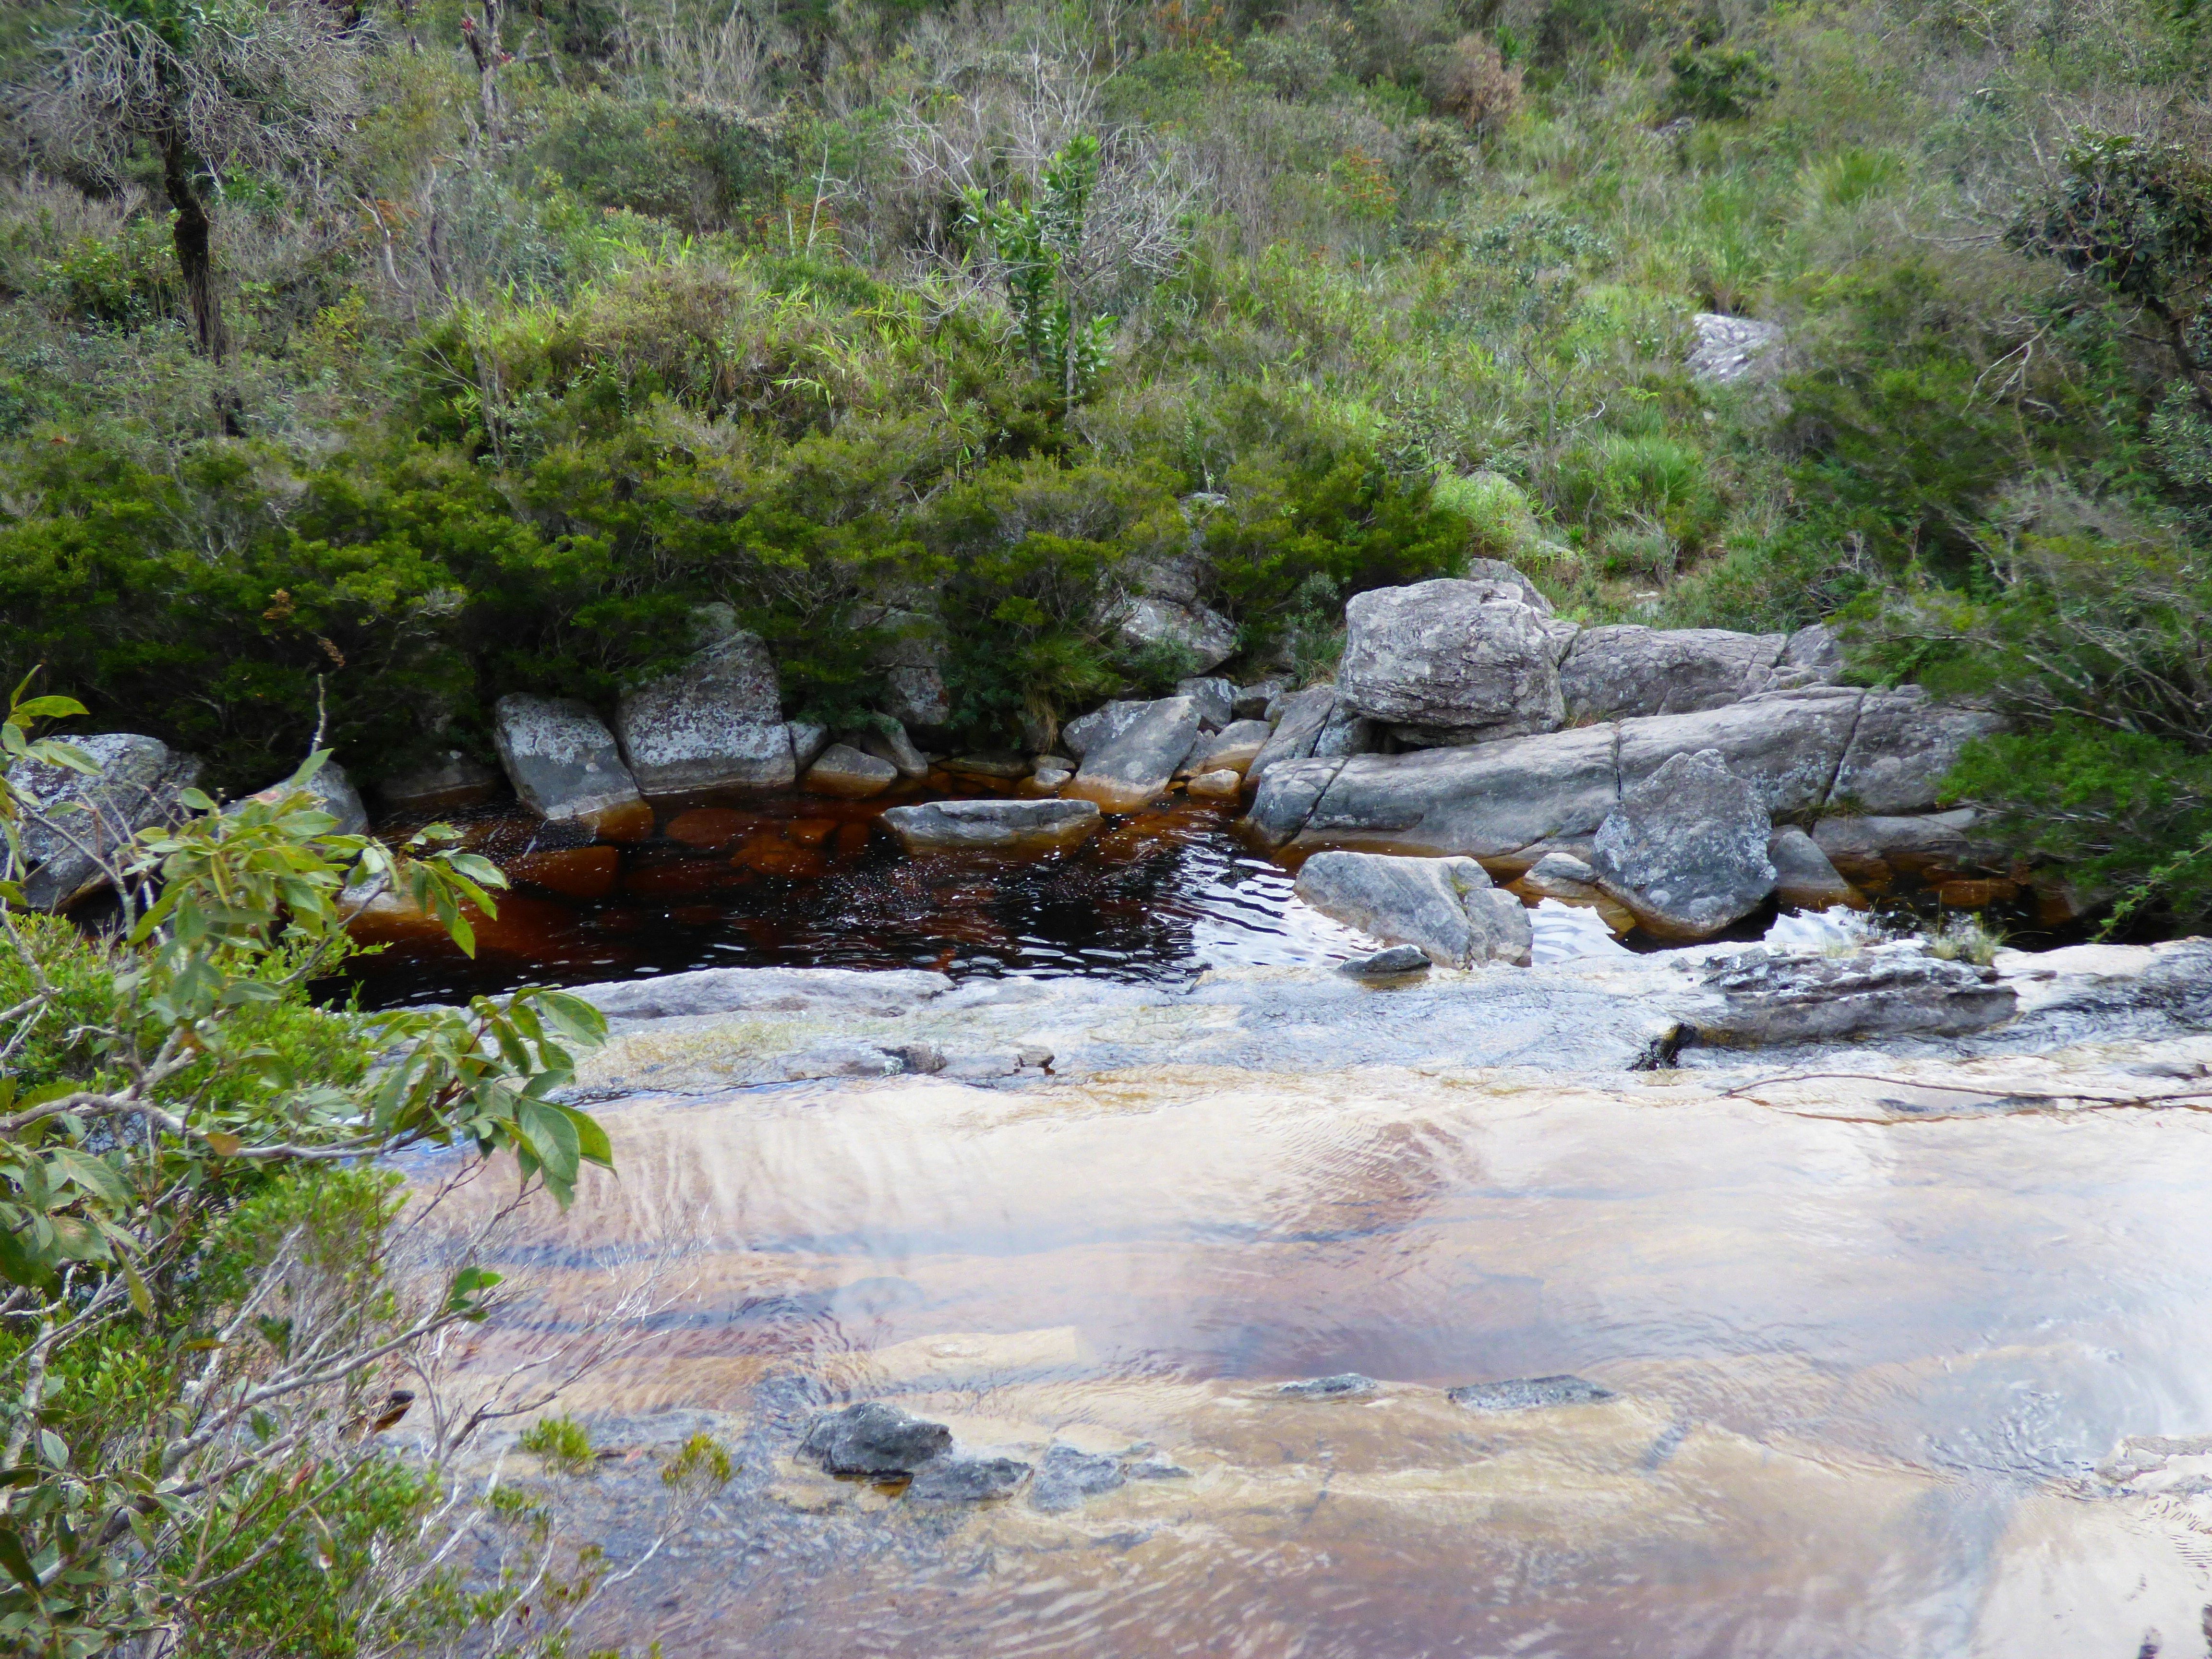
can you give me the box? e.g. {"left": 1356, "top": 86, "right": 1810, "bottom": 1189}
{"left": 1449, "top": 1376, "right": 1616, "bottom": 1411}
{"left": 1695, "top": 952, "right": 2018, "bottom": 1044}
{"left": 880, "top": 798, "right": 1102, "bottom": 855}
{"left": 493, "top": 695, "right": 652, "bottom": 840}
{"left": 1592, "top": 749, "right": 1777, "bottom": 941}
{"left": 1067, "top": 697, "right": 1202, "bottom": 813}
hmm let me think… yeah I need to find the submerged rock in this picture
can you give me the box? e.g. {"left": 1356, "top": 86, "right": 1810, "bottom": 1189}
{"left": 1449, "top": 1375, "right": 1616, "bottom": 1411}
{"left": 803, "top": 743, "right": 897, "bottom": 799}
{"left": 1294, "top": 851, "right": 1534, "bottom": 968}
{"left": 1695, "top": 951, "right": 2018, "bottom": 1045}
{"left": 1067, "top": 697, "right": 1202, "bottom": 813}
{"left": 800, "top": 1402, "right": 952, "bottom": 1477}
{"left": 1029, "top": 1443, "right": 1127, "bottom": 1512}
{"left": 1337, "top": 944, "right": 1431, "bottom": 978}
{"left": 493, "top": 695, "right": 653, "bottom": 841}
{"left": 6, "top": 733, "right": 204, "bottom": 910}
{"left": 1591, "top": 749, "right": 1777, "bottom": 941}
{"left": 908, "top": 1454, "right": 1032, "bottom": 1502}
{"left": 615, "top": 633, "right": 794, "bottom": 794}
{"left": 1337, "top": 578, "right": 1565, "bottom": 746}
{"left": 880, "top": 798, "right": 1103, "bottom": 855}
{"left": 1187, "top": 768, "right": 1243, "bottom": 800}
{"left": 1277, "top": 1374, "right": 1379, "bottom": 1398}
{"left": 1190, "top": 719, "right": 1272, "bottom": 776}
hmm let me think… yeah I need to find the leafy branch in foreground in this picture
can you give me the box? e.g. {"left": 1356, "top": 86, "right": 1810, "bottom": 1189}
{"left": 0, "top": 680, "right": 659, "bottom": 1656}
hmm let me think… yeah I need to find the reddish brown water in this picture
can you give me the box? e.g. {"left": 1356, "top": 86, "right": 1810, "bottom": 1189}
{"left": 345, "top": 783, "right": 1370, "bottom": 1008}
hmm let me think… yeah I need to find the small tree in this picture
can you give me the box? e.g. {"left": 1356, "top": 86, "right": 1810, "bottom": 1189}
{"left": 16, "top": 0, "right": 365, "bottom": 359}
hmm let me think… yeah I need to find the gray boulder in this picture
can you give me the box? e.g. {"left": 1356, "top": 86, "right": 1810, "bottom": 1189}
{"left": 1337, "top": 578, "right": 1565, "bottom": 746}
{"left": 1244, "top": 686, "right": 1336, "bottom": 788}
{"left": 908, "top": 1454, "right": 1032, "bottom": 1502}
{"left": 377, "top": 748, "right": 501, "bottom": 814}
{"left": 1067, "top": 697, "right": 1202, "bottom": 812}
{"left": 1768, "top": 825, "right": 1859, "bottom": 910}
{"left": 1449, "top": 1375, "right": 1615, "bottom": 1411}
{"left": 1189, "top": 719, "right": 1272, "bottom": 776}
{"left": 1233, "top": 679, "right": 1289, "bottom": 720}
{"left": 1764, "top": 624, "right": 1846, "bottom": 691}
{"left": 1559, "top": 625, "right": 1787, "bottom": 722}
{"left": 1614, "top": 687, "right": 1864, "bottom": 816}
{"left": 1592, "top": 749, "right": 1777, "bottom": 941}
{"left": 1175, "top": 676, "right": 1237, "bottom": 730}
{"left": 803, "top": 743, "right": 897, "bottom": 799}
{"left": 789, "top": 721, "right": 831, "bottom": 772}
{"left": 1293, "top": 850, "right": 1534, "bottom": 967}
{"left": 1687, "top": 313, "right": 1785, "bottom": 385}
{"left": 1514, "top": 850, "right": 1635, "bottom": 935}
{"left": 1694, "top": 952, "right": 2017, "bottom": 1045}
{"left": 237, "top": 758, "right": 369, "bottom": 835}
{"left": 851, "top": 721, "right": 929, "bottom": 780}
{"left": 884, "top": 664, "right": 952, "bottom": 732}
{"left": 1028, "top": 1443, "right": 1126, "bottom": 1513}
{"left": 1061, "top": 700, "right": 1149, "bottom": 761}
{"left": 799, "top": 1403, "right": 951, "bottom": 1477}
{"left": 1118, "top": 596, "right": 1238, "bottom": 673}
{"left": 1813, "top": 809, "right": 1981, "bottom": 886}
{"left": 1311, "top": 698, "right": 1378, "bottom": 758}
{"left": 1337, "top": 944, "right": 1431, "bottom": 977}
{"left": 614, "top": 633, "right": 793, "bottom": 794}
{"left": 493, "top": 695, "right": 652, "bottom": 840}
{"left": 1831, "top": 687, "right": 2006, "bottom": 813}
{"left": 7, "top": 733, "right": 204, "bottom": 911}
{"left": 1462, "top": 556, "right": 1555, "bottom": 615}
{"left": 879, "top": 798, "right": 1102, "bottom": 855}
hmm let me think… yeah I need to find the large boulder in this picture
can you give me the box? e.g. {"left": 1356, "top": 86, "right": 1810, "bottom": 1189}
{"left": 1292, "top": 850, "right": 1533, "bottom": 968}
{"left": 614, "top": 633, "right": 793, "bottom": 795}
{"left": 1189, "top": 719, "right": 1272, "bottom": 776}
{"left": 1830, "top": 687, "right": 2006, "bottom": 813}
{"left": 1243, "top": 687, "right": 1334, "bottom": 788}
{"left": 1591, "top": 749, "right": 1777, "bottom": 941}
{"left": 1559, "top": 625, "right": 1787, "bottom": 722}
{"left": 1767, "top": 825, "right": 1859, "bottom": 911}
{"left": 1066, "top": 697, "right": 1202, "bottom": 812}
{"left": 803, "top": 743, "right": 897, "bottom": 799}
{"left": 1118, "top": 596, "right": 1238, "bottom": 673}
{"left": 6, "top": 733, "right": 204, "bottom": 911}
{"left": 1336, "top": 578, "right": 1565, "bottom": 746}
{"left": 880, "top": 798, "right": 1102, "bottom": 855}
{"left": 1061, "top": 700, "right": 1149, "bottom": 761}
{"left": 492, "top": 695, "right": 652, "bottom": 841}
{"left": 1175, "top": 676, "right": 1237, "bottom": 731}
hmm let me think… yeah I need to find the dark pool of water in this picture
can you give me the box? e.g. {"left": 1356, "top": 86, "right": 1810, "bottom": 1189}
{"left": 342, "top": 783, "right": 1370, "bottom": 1009}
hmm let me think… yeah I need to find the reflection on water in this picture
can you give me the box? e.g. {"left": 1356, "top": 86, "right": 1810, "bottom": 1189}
{"left": 443, "top": 1068, "right": 2212, "bottom": 1657}
{"left": 347, "top": 789, "right": 1369, "bottom": 1008}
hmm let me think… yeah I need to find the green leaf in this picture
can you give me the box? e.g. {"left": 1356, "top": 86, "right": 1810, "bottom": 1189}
{"left": 0, "top": 1526, "right": 37, "bottom": 1591}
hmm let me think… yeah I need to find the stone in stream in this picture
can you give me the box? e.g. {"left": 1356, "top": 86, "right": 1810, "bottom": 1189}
{"left": 5, "top": 733, "right": 205, "bottom": 911}
{"left": 1189, "top": 719, "right": 1272, "bottom": 776}
{"left": 1277, "top": 1374, "right": 1378, "bottom": 1398}
{"left": 1559, "top": 625, "right": 1788, "bottom": 722}
{"left": 1513, "top": 851, "right": 1636, "bottom": 936}
{"left": 1175, "top": 675, "right": 1238, "bottom": 731}
{"left": 850, "top": 721, "right": 929, "bottom": 780}
{"left": 789, "top": 721, "right": 831, "bottom": 773}
{"left": 907, "top": 1454, "right": 1033, "bottom": 1502}
{"left": 1768, "top": 825, "right": 1860, "bottom": 911}
{"left": 800, "top": 1402, "right": 952, "bottom": 1477}
{"left": 1022, "top": 766, "right": 1074, "bottom": 795}
{"left": 1813, "top": 810, "right": 1981, "bottom": 887}
{"left": 1591, "top": 749, "right": 1777, "bottom": 942}
{"left": 1294, "top": 850, "right": 1534, "bottom": 969}
{"left": 493, "top": 694, "right": 654, "bottom": 841}
{"left": 802, "top": 743, "right": 898, "bottom": 799}
{"left": 1187, "top": 769, "right": 1243, "bottom": 800}
{"left": 614, "top": 632, "right": 795, "bottom": 794}
{"left": 879, "top": 798, "right": 1102, "bottom": 855}
{"left": 1028, "top": 1443, "right": 1127, "bottom": 1513}
{"left": 1243, "top": 686, "right": 1335, "bottom": 787}
{"left": 1337, "top": 944, "right": 1431, "bottom": 978}
{"left": 1448, "top": 1375, "right": 1616, "bottom": 1412}
{"left": 1066, "top": 696, "right": 1202, "bottom": 813}
{"left": 1336, "top": 577, "right": 1565, "bottom": 746}
{"left": 1694, "top": 952, "right": 2017, "bottom": 1045}
{"left": 377, "top": 747, "right": 503, "bottom": 814}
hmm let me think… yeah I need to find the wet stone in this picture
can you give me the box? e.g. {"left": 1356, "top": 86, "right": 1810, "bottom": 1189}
{"left": 1337, "top": 945, "right": 1431, "bottom": 978}
{"left": 799, "top": 1402, "right": 952, "bottom": 1477}
{"left": 1448, "top": 1375, "right": 1616, "bottom": 1412}
{"left": 1029, "top": 1443, "right": 1127, "bottom": 1513}
{"left": 907, "top": 1454, "right": 1032, "bottom": 1503}
{"left": 1277, "top": 1373, "right": 1378, "bottom": 1399}
{"left": 879, "top": 798, "right": 1102, "bottom": 855}
{"left": 1125, "top": 1454, "right": 1191, "bottom": 1480}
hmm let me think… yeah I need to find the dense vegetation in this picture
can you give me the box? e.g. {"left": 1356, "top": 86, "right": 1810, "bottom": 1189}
{"left": 0, "top": 0, "right": 2208, "bottom": 920}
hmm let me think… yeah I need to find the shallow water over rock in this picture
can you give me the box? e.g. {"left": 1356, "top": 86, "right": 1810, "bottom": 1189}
{"left": 435, "top": 1042, "right": 2212, "bottom": 1657}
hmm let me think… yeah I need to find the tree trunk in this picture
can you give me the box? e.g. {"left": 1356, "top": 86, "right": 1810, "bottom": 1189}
{"left": 161, "top": 139, "right": 223, "bottom": 361}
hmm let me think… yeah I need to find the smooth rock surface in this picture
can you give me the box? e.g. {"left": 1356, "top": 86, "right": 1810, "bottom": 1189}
{"left": 1613, "top": 689, "right": 1864, "bottom": 816}
{"left": 1187, "top": 768, "right": 1242, "bottom": 800}
{"left": 1175, "top": 676, "right": 1237, "bottom": 730}
{"left": 1768, "top": 825, "right": 1860, "bottom": 910}
{"left": 569, "top": 965, "right": 952, "bottom": 1023}
{"left": 1294, "top": 850, "right": 1534, "bottom": 968}
{"left": 1067, "top": 697, "right": 1202, "bottom": 813}
{"left": 7, "top": 733, "right": 204, "bottom": 910}
{"left": 1189, "top": 719, "right": 1272, "bottom": 775}
{"left": 1592, "top": 750, "right": 1777, "bottom": 941}
{"left": 799, "top": 1403, "right": 951, "bottom": 1476}
{"left": 1559, "top": 626, "right": 1786, "bottom": 722}
{"left": 1831, "top": 688, "right": 2006, "bottom": 814}
{"left": 879, "top": 798, "right": 1102, "bottom": 855}
{"left": 1338, "top": 944, "right": 1431, "bottom": 978}
{"left": 615, "top": 633, "right": 794, "bottom": 794}
{"left": 494, "top": 695, "right": 652, "bottom": 840}
{"left": 1337, "top": 578, "right": 1565, "bottom": 745}
{"left": 803, "top": 744, "right": 898, "bottom": 799}
{"left": 1061, "top": 701, "right": 1149, "bottom": 762}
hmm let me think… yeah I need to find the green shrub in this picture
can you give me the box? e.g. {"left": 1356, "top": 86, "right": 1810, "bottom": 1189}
{"left": 1665, "top": 45, "right": 1779, "bottom": 121}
